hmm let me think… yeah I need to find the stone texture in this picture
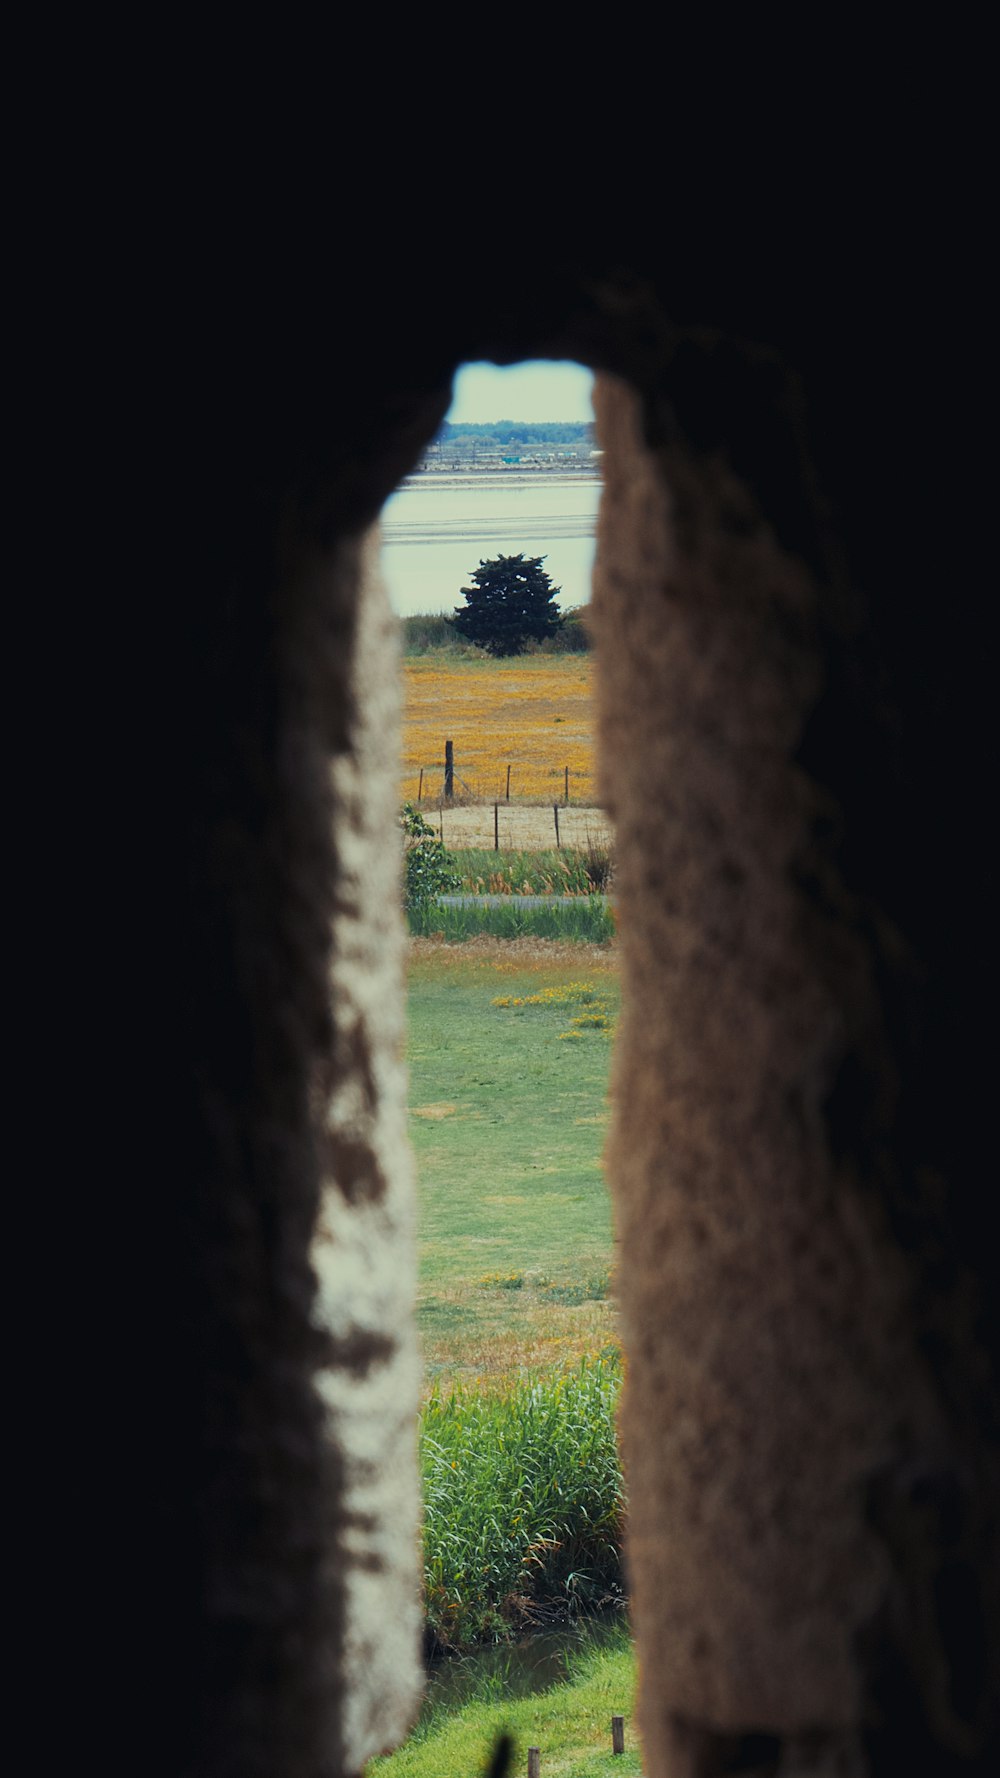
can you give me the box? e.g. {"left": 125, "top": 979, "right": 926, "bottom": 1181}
{"left": 308, "top": 529, "right": 421, "bottom": 1770}
{"left": 591, "top": 373, "right": 994, "bottom": 1773}
{"left": 122, "top": 231, "right": 997, "bottom": 1777}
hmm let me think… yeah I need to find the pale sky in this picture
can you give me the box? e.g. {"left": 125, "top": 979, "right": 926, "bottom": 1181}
{"left": 446, "top": 360, "right": 594, "bottom": 424}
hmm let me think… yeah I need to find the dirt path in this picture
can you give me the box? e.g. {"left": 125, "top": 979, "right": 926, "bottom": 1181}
{"left": 422, "top": 803, "right": 611, "bottom": 851}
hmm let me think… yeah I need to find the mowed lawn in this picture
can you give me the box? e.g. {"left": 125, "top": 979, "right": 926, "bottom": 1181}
{"left": 403, "top": 654, "right": 596, "bottom": 806}
{"left": 407, "top": 945, "right": 619, "bottom": 1384}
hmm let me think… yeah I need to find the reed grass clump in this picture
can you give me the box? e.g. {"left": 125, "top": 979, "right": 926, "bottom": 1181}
{"left": 422, "top": 1355, "right": 624, "bottom": 1652}
{"left": 407, "top": 899, "right": 615, "bottom": 944}
{"left": 582, "top": 833, "right": 615, "bottom": 893}
{"left": 452, "top": 848, "right": 600, "bottom": 897}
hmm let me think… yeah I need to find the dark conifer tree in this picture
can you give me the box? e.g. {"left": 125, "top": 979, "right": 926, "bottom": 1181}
{"left": 450, "top": 554, "right": 563, "bottom": 657}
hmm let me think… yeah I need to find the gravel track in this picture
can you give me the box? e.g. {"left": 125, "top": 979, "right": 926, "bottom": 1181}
{"left": 420, "top": 803, "right": 612, "bottom": 850}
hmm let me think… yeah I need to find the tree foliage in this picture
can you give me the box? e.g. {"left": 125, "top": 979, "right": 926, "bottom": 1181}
{"left": 433, "top": 420, "right": 594, "bottom": 448}
{"left": 450, "top": 554, "right": 563, "bottom": 657}
{"left": 400, "top": 802, "right": 461, "bottom": 912}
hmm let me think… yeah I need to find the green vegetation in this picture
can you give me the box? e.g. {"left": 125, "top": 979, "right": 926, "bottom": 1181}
{"left": 453, "top": 847, "right": 591, "bottom": 895}
{"left": 388, "top": 948, "right": 632, "bottom": 1771}
{"left": 452, "top": 842, "right": 612, "bottom": 897}
{"left": 407, "top": 950, "right": 619, "bottom": 1380}
{"left": 401, "top": 606, "right": 590, "bottom": 656}
{"left": 423, "top": 1356, "right": 623, "bottom": 1651}
{"left": 400, "top": 802, "right": 462, "bottom": 913}
{"left": 431, "top": 420, "right": 595, "bottom": 450}
{"left": 478, "top": 1269, "right": 611, "bottom": 1305}
{"left": 408, "top": 898, "right": 614, "bottom": 943}
{"left": 400, "top": 611, "right": 476, "bottom": 654}
{"left": 368, "top": 1618, "right": 639, "bottom": 1777}
{"left": 452, "top": 554, "right": 563, "bottom": 658}
{"left": 543, "top": 603, "right": 590, "bottom": 652}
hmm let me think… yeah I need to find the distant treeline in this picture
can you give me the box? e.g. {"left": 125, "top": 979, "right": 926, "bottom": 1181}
{"left": 402, "top": 606, "right": 591, "bottom": 655}
{"left": 431, "top": 420, "right": 595, "bottom": 448}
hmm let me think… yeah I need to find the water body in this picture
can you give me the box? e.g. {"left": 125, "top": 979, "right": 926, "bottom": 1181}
{"left": 379, "top": 473, "right": 601, "bottom": 617}
{"left": 425, "top": 1612, "right": 627, "bottom": 1717}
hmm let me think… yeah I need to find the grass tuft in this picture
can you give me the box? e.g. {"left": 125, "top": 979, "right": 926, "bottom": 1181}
{"left": 422, "top": 1356, "right": 624, "bottom": 1653}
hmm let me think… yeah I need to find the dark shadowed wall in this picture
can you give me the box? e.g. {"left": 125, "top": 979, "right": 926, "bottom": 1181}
{"left": 118, "top": 218, "right": 995, "bottom": 1777}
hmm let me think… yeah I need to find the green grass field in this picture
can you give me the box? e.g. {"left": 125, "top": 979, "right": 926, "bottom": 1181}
{"left": 407, "top": 946, "right": 620, "bottom": 1384}
{"left": 375, "top": 940, "right": 636, "bottom": 1777}
{"left": 368, "top": 1617, "right": 640, "bottom": 1778}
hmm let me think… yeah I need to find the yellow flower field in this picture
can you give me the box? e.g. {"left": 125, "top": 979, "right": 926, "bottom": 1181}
{"left": 402, "top": 656, "right": 596, "bottom": 804}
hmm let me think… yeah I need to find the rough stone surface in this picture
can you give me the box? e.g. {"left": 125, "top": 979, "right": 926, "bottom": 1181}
{"left": 140, "top": 495, "right": 425, "bottom": 1776}
{"left": 124, "top": 228, "right": 997, "bottom": 1778}
{"left": 591, "top": 374, "right": 994, "bottom": 1773}
{"left": 308, "top": 529, "right": 421, "bottom": 1770}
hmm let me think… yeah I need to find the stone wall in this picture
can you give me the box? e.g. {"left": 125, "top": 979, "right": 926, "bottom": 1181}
{"left": 131, "top": 243, "right": 996, "bottom": 1776}
{"left": 592, "top": 375, "right": 989, "bottom": 1774}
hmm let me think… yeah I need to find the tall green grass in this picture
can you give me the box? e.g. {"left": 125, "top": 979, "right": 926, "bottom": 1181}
{"left": 451, "top": 848, "right": 605, "bottom": 897}
{"left": 407, "top": 899, "right": 615, "bottom": 943}
{"left": 422, "top": 1355, "right": 624, "bottom": 1653}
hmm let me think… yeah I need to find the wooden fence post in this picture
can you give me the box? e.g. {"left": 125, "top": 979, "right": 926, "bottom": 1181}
{"left": 564, "top": 764, "right": 569, "bottom": 803}
{"left": 611, "top": 1715, "right": 625, "bottom": 1755}
{"left": 554, "top": 805, "right": 560, "bottom": 848}
{"left": 506, "top": 763, "right": 512, "bottom": 801}
{"left": 417, "top": 768, "right": 423, "bottom": 803}
{"left": 527, "top": 1749, "right": 541, "bottom": 1778}
{"left": 494, "top": 802, "right": 499, "bottom": 851}
{"left": 444, "top": 739, "right": 454, "bottom": 799}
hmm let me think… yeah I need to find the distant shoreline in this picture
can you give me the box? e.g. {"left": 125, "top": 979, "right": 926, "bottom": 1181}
{"left": 403, "top": 466, "right": 601, "bottom": 488}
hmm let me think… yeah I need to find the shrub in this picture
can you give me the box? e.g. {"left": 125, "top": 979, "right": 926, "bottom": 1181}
{"left": 536, "top": 605, "right": 592, "bottom": 654}
{"left": 401, "top": 802, "right": 462, "bottom": 912}
{"left": 400, "top": 612, "right": 482, "bottom": 656}
{"left": 401, "top": 606, "right": 593, "bottom": 657}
